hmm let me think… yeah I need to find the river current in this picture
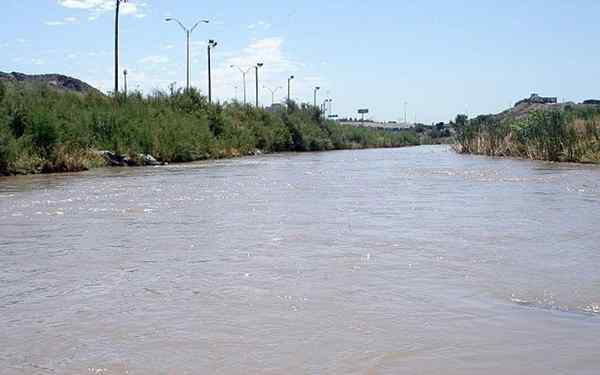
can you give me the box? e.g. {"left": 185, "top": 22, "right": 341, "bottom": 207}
{"left": 1, "top": 145, "right": 599, "bottom": 374}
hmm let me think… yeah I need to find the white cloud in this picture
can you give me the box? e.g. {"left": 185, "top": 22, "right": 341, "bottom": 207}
{"left": 45, "top": 16, "right": 79, "bottom": 26}
{"left": 32, "top": 58, "right": 46, "bottom": 65}
{"left": 139, "top": 55, "right": 169, "bottom": 65}
{"left": 57, "top": 0, "right": 141, "bottom": 17}
{"left": 248, "top": 20, "right": 271, "bottom": 31}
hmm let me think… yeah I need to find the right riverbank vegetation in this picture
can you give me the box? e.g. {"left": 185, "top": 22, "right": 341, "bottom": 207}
{"left": 0, "top": 81, "right": 419, "bottom": 176}
{"left": 453, "top": 96, "right": 600, "bottom": 163}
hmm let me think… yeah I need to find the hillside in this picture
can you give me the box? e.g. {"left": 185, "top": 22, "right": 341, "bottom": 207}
{"left": 487, "top": 93, "right": 600, "bottom": 123}
{"left": 0, "top": 71, "right": 103, "bottom": 96}
{"left": 454, "top": 94, "right": 600, "bottom": 163}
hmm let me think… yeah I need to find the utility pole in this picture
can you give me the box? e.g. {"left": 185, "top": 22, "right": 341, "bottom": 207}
{"left": 207, "top": 39, "right": 217, "bottom": 103}
{"left": 165, "top": 17, "right": 209, "bottom": 92}
{"left": 255, "top": 63, "right": 263, "bottom": 107}
{"left": 314, "top": 86, "right": 321, "bottom": 108}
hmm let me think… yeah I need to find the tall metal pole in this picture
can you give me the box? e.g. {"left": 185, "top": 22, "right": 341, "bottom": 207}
{"left": 242, "top": 73, "right": 247, "bottom": 104}
{"left": 186, "top": 30, "right": 190, "bottom": 91}
{"left": 255, "top": 63, "right": 263, "bottom": 107}
{"left": 287, "top": 75, "right": 294, "bottom": 103}
{"left": 207, "top": 43, "right": 211, "bottom": 102}
{"left": 207, "top": 40, "right": 217, "bottom": 103}
{"left": 231, "top": 65, "right": 250, "bottom": 105}
{"left": 314, "top": 86, "right": 320, "bottom": 108}
{"left": 264, "top": 86, "right": 282, "bottom": 106}
{"left": 166, "top": 18, "right": 209, "bottom": 93}
{"left": 123, "top": 69, "right": 128, "bottom": 94}
{"left": 114, "top": 0, "right": 124, "bottom": 96}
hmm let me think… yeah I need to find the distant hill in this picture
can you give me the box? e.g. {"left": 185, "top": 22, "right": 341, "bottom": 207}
{"left": 0, "top": 71, "right": 104, "bottom": 96}
{"left": 475, "top": 93, "right": 600, "bottom": 124}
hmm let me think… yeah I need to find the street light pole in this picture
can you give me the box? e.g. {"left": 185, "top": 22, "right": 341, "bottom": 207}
{"left": 287, "top": 75, "right": 294, "bottom": 104}
{"left": 123, "top": 69, "right": 128, "bottom": 94}
{"left": 207, "top": 39, "right": 217, "bottom": 103}
{"left": 264, "top": 85, "right": 282, "bottom": 106}
{"left": 114, "top": 0, "right": 127, "bottom": 96}
{"left": 255, "top": 63, "right": 263, "bottom": 107}
{"left": 165, "top": 17, "right": 209, "bottom": 92}
{"left": 314, "top": 86, "right": 321, "bottom": 108}
{"left": 231, "top": 65, "right": 251, "bottom": 105}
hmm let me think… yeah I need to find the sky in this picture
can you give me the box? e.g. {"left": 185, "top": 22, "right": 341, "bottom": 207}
{"left": 1, "top": 0, "right": 600, "bottom": 123}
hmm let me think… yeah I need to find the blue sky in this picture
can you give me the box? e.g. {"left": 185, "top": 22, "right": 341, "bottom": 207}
{"left": 1, "top": 0, "right": 600, "bottom": 123}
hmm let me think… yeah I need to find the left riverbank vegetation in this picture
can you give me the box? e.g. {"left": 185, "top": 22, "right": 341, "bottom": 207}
{"left": 453, "top": 104, "right": 600, "bottom": 163}
{"left": 0, "top": 82, "right": 419, "bottom": 176}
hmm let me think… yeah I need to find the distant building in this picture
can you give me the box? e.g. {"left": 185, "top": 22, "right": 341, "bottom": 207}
{"left": 515, "top": 93, "right": 558, "bottom": 107}
{"left": 583, "top": 99, "right": 600, "bottom": 105}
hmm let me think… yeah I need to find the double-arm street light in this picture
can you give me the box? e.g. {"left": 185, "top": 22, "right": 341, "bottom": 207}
{"left": 287, "top": 75, "right": 294, "bottom": 104}
{"left": 313, "top": 86, "right": 321, "bottom": 108}
{"left": 165, "top": 17, "right": 209, "bottom": 92}
{"left": 255, "top": 63, "right": 264, "bottom": 107}
{"left": 263, "top": 85, "right": 283, "bottom": 106}
{"left": 114, "top": 0, "right": 127, "bottom": 96}
{"left": 230, "top": 65, "right": 251, "bottom": 105}
{"left": 207, "top": 39, "right": 217, "bottom": 103}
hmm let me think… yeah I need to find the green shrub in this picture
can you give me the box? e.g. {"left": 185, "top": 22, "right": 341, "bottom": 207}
{"left": 0, "top": 85, "right": 419, "bottom": 175}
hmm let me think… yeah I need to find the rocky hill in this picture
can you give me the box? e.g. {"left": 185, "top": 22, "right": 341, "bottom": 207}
{"left": 480, "top": 93, "right": 600, "bottom": 123}
{"left": 0, "top": 71, "right": 103, "bottom": 96}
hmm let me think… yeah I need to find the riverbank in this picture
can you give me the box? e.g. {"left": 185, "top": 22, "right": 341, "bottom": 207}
{"left": 453, "top": 102, "right": 600, "bottom": 163}
{"left": 0, "top": 83, "right": 419, "bottom": 176}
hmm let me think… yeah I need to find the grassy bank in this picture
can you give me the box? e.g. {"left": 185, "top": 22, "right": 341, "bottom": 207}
{"left": 453, "top": 106, "right": 600, "bottom": 163}
{"left": 0, "top": 83, "right": 418, "bottom": 175}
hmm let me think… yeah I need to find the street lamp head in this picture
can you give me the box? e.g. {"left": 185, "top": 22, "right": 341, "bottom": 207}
{"left": 165, "top": 18, "right": 173, "bottom": 22}
{"left": 208, "top": 39, "right": 217, "bottom": 47}
{"left": 256, "top": 63, "right": 264, "bottom": 68}
{"left": 289, "top": 75, "right": 295, "bottom": 80}
{"left": 315, "top": 86, "right": 321, "bottom": 91}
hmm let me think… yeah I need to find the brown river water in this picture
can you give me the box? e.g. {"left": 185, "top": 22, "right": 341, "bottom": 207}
{"left": 1, "top": 145, "right": 600, "bottom": 374}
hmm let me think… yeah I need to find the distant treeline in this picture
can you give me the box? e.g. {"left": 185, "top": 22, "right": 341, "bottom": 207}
{"left": 0, "top": 83, "right": 419, "bottom": 175}
{"left": 453, "top": 107, "right": 600, "bottom": 163}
